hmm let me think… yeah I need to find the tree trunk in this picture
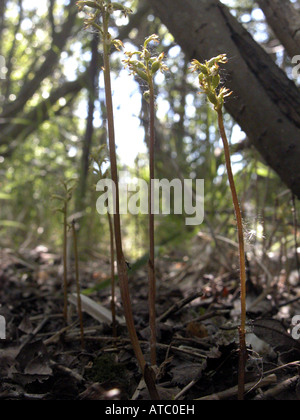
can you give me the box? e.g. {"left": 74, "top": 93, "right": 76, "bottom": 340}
{"left": 77, "top": 34, "right": 100, "bottom": 207}
{"left": 257, "top": 0, "right": 300, "bottom": 59}
{"left": 149, "top": 0, "right": 300, "bottom": 198}
{"left": 0, "top": 0, "right": 7, "bottom": 53}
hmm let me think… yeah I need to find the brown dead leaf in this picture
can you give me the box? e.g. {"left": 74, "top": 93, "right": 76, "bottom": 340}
{"left": 186, "top": 322, "right": 208, "bottom": 338}
{"left": 18, "top": 315, "right": 33, "bottom": 335}
{"left": 0, "top": 348, "right": 19, "bottom": 377}
{"left": 16, "top": 340, "right": 52, "bottom": 376}
{"left": 170, "top": 359, "right": 207, "bottom": 386}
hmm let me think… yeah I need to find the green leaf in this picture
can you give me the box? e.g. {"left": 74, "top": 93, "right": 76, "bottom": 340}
{"left": 51, "top": 194, "right": 65, "bottom": 201}
{"left": 0, "top": 193, "right": 12, "bottom": 200}
{"left": 256, "top": 163, "right": 271, "bottom": 178}
{"left": 0, "top": 220, "right": 26, "bottom": 230}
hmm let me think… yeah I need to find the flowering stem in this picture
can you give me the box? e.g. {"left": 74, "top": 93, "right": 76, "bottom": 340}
{"left": 148, "top": 76, "right": 157, "bottom": 367}
{"left": 217, "top": 110, "right": 247, "bottom": 400}
{"left": 123, "top": 35, "right": 167, "bottom": 368}
{"left": 102, "top": 12, "right": 142, "bottom": 366}
{"left": 190, "top": 54, "right": 247, "bottom": 400}
{"left": 101, "top": 11, "right": 159, "bottom": 400}
{"left": 107, "top": 211, "right": 117, "bottom": 338}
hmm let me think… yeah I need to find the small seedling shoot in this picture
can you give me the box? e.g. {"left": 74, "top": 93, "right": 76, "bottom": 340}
{"left": 52, "top": 179, "right": 77, "bottom": 323}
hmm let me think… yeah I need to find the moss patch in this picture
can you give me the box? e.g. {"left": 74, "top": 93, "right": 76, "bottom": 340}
{"left": 85, "top": 354, "right": 127, "bottom": 384}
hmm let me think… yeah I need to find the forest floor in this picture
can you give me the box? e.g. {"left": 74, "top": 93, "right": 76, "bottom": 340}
{"left": 0, "top": 238, "right": 300, "bottom": 400}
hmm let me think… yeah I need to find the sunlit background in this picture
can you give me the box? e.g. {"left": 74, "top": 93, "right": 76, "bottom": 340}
{"left": 0, "top": 0, "right": 299, "bottom": 263}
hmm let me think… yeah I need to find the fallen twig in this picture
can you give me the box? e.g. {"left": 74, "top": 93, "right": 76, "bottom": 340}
{"left": 44, "top": 320, "right": 77, "bottom": 345}
{"left": 63, "top": 334, "right": 208, "bottom": 360}
{"left": 196, "top": 374, "right": 277, "bottom": 400}
{"left": 157, "top": 292, "right": 203, "bottom": 323}
{"left": 254, "top": 375, "right": 299, "bottom": 400}
{"left": 174, "top": 379, "right": 197, "bottom": 400}
{"left": 50, "top": 360, "right": 85, "bottom": 383}
{"left": 182, "top": 309, "right": 230, "bottom": 326}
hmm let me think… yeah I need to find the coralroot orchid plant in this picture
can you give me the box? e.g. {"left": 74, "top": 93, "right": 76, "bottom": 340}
{"left": 53, "top": 179, "right": 85, "bottom": 345}
{"left": 76, "top": 0, "right": 159, "bottom": 399}
{"left": 52, "top": 179, "right": 77, "bottom": 322}
{"left": 190, "top": 55, "right": 247, "bottom": 400}
{"left": 123, "top": 35, "right": 168, "bottom": 367}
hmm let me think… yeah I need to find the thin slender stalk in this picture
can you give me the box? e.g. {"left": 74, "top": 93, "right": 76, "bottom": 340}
{"left": 107, "top": 211, "right": 117, "bottom": 337}
{"left": 217, "top": 110, "right": 247, "bottom": 400}
{"left": 148, "top": 77, "right": 157, "bottom": 367}
{"left": 72, "top": 220, "right": 85, "bottom": 349}
{"left": 101, "top": 11, "right": 159, "bottom": 400}
{"left": 63, "top": 202, "right": 68, "bottom": 323}
{"left": 123, "top": 34, "right": 167, "bottom": 371}
{"left": 54, "top": 181, "right": 76, "bottom": 322}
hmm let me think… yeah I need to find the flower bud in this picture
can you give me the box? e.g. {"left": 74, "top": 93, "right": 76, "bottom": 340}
{"left": 76, "top": 1, "right": 102, "bottom": 11}
{"left": 199, "top": 63, "right": 209, "bottom": 75}
{"left": 112, "top": 39, "right": 124, "bottom": 51}
{"left": 143, "top": 49, "right": 151, "bottom": 60}
{"left": 111, "top": 3, "right": 132, "bottom": 16}
{"left": 136, "top": 69, "right": 149, "bottom": 82}
{"left": 151, "top": 60, "right": 161, "bottom": 75}
{"left": 207, "top": 91, "right": 218, "bottom": 106}
{"left": 211, "top": 74, "right": 220, "bottom": 90}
